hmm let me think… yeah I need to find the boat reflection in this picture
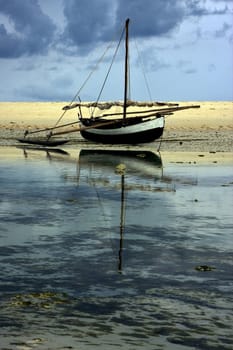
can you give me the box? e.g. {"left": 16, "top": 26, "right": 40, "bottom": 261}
{"left": 78, "top": 149, "right": 164, "bottom": 273}
{"left": 15, "top": 146, "right": 196, "bottom": 274}
{"left": 17, "top": 145, "right": 70, "bottom": 158}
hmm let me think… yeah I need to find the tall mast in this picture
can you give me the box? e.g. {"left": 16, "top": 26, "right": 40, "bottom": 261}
{"left": 123, "top": 18, "right": 130, "bottom": 123}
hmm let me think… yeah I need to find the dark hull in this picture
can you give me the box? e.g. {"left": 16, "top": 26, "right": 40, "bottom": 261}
{"left": 81, "top": 127, "right": 163, "bottom": 144}
{"left": 17, "top": 138, "right": 69, "bottom": 147}
{"left": 80, "top": 117, "right": 164, "bottom": 144}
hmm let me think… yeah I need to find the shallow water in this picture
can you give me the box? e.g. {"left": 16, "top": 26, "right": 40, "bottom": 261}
{"left": 0, "top": 147, "right": 232, "bottom": 349}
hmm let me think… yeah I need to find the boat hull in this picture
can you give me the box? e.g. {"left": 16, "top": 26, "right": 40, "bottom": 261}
{"left": 17, "top": 138, "right": 69, "bottom": 147}
{"left": 80, "top": 117, "right": 164, "bottom": 144}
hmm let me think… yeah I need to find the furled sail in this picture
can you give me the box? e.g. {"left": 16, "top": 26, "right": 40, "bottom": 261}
{"left": 62, "top": 100, "right": 179, "bottom": 111}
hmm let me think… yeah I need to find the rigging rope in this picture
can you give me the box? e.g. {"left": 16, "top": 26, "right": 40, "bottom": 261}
{"left": 91, "top": 25, "right": 125, "bottom": 118}
{"left": 52, "top": 39, "right": 117, "bottom": 128}
{"left": 133, "top": 39, "right": 153, "bottom": 101}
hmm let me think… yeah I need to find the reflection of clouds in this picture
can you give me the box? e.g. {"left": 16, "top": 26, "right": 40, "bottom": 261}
{"left": 0, "top": 151, "right": 232, "bottom": 292}
{"left": 0, "top": 150, "right": 233, "bottom": 350}
{"left": 0, "top": 199, "right": 12, "bottom": 215}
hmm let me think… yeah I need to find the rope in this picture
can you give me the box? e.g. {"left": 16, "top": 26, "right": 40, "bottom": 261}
{"left": 133, "top": 39, "right": 153, "bottom": 101}
{"left": 52, "top": 40, "right": 117, "bottom": 129}
{"left": 91, "top": 26, "right": 125, "bottom": 118}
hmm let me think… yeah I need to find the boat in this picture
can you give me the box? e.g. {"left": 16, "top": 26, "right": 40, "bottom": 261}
{"left": 18, "top": 18, "right": 200, "bottom": 147}
{"left": 17, "top": 137, "right": 69, "bottom": 147}
{"left": 61, "top": 18, "right": 200, "bottom": 145}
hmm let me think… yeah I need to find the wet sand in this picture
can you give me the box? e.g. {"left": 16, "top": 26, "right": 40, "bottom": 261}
{"left": 0, "top": 101, "right": 232, "bottom": 152}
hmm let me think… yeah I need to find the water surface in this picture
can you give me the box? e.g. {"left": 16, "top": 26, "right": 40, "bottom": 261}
{"left": 0, "top": 147, "right": 232, "bottom": 349}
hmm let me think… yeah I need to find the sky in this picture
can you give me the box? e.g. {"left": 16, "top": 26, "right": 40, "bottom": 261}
{"left": 0, "top": 0, "right": 232, "bottom": 102}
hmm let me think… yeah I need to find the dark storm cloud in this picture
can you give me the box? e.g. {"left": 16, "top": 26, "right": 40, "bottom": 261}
{"left": 62, "top": 0, "right": 186, "bottom": 47}
{"left": 115, "top": 0, "right": 185, "bottom": 37}
{"left": 62, "top": 0, "right": 113, "bottom": 47}
{"left": 0, "top": 0, "right": 230, "bottom": 59}
{"left": 61, "top": 0, "right": 230, "bottom": 51}
{"left": 0, "top": 0, "right": 56, "bottom": 58}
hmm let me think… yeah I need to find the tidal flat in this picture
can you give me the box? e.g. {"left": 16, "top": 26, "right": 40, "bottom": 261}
{"left": 0, "top": 146, "right": 232, "bottom": 349}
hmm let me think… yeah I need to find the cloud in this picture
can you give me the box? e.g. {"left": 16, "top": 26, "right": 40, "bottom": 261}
{"left": 139, "top": 49, "right": 171, "bottom": 72}
{"left": 187, "top": 0, "right": 231, "bottom": 16}
{"left": 62, "top": 0, "right": 114, "bottom": 48}
{"left": 215, "top": 22, "right": 231, "bottom": 37}
{"left": 61, "top": 0, "right": 187, "bottom": 52}
{"left": 61, "top": 0, "right": 232, "bottom": 53}
{"left": 184, "top": 68, "right": 197, "bottom": 74}
{"left": 1, "top": 0, "right": 231, "bottom": 59}
{"left": 0, "top": 0, "right": 56, "bottom": 58}
{"left": 208, "top": 63, "right": 216, "bottom": 72}
{"left": 115, "top": 0, "right": 185, "bottom": 37}
{"left": 14, "top": 76, "right": 74, "bottom": 101}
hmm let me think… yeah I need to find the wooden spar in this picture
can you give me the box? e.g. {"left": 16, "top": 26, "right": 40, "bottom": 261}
{"left": 156, "top": 104, "right": 200, "bottom": 115}
{"left": 50, "top": 119, "right": 122, "bottom": 137}
{"left": 104, "top": 105, "right": 200, "bottom": 119}
{"left": 101, "top": 104, "right": 200, "bottom": 117}
{"left": 25, "top": 121, "right": 79, "bottom": 135}
{"left": 123, "top": 18, "right": 130, "bottom": 123}
{"left": 159, "top": 104, "right": 200, "bottom": 114}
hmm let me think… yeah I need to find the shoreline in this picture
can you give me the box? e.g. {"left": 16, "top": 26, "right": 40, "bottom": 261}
{"left": 0, "top": 101, "right": 232, "bottom": 152}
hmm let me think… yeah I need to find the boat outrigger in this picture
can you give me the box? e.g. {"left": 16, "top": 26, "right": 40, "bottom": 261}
{"left": 18, "top": 18, "right": 200, "bottom": 147}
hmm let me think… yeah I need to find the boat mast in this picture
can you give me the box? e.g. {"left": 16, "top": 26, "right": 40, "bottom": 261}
{"left": 123, "top": 18, "right": 130, "bottom": 123}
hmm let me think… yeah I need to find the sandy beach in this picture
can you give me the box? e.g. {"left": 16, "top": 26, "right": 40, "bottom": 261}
{"left": 0, "top": 101, "right": 232, "bottom": 152}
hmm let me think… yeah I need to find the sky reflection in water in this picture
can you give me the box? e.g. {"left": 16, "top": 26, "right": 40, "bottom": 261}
{"left": 0, "top": 148, "right": 232, "bottom": 349}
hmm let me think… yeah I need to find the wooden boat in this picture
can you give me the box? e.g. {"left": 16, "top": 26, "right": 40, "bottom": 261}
{"left": 17, "top": 137, "right": 69, "bottom": 147}
{"left": 60, "top": 18, "right": 200, "bottom": 145}
{"left": 18, "top": 18, "right": 200, "bottom": 147}
{"left": 79, "top": 114, "right": 164, "bottom": 144}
